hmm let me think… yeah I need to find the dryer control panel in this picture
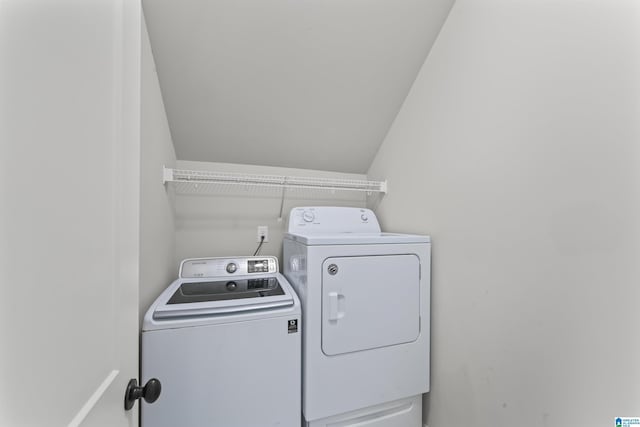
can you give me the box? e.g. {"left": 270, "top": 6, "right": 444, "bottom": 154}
{"left": 287, "top": 207, "right": 381, "bottom": 234}
{"left": 180, "top": 256, "right": 278, "bottom": 279}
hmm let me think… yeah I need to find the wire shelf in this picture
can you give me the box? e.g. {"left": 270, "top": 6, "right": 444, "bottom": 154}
{"left": 163, "top": 167, "right": 387, "bottom": 194}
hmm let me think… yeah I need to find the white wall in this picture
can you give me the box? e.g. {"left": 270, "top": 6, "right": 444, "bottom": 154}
{"left": 139, "top": 15, "right": 177, "bottom": 320}
{"left": 368, "top": 1, "right": 640, "bottom": 426}
{"left": 175, "top": 160, "right": 368, "bottom": 265}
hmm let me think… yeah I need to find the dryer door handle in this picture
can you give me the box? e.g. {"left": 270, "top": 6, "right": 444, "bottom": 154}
{"left": 328, "top": 292, "right": 345, "bottom": 321}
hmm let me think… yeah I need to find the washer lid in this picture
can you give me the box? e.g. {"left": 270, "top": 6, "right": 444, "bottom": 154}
{"left": 284, "top": 232, "right": 430, "bottom": 245}
{"left": 168, "top": 277, "right": 284, "bottom": 304}
{"left": 152, "top": 275, "right": 294, "bottom": 320}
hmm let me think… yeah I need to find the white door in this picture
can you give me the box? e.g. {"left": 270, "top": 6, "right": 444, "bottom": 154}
{"left": 0, "top": 1, "right": 141, "bottom": 426}
{"left": 321, "top": 254, "right": 421, "bottom": 356}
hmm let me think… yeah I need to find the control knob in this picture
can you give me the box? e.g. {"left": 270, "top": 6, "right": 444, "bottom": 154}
{"left": 226, "top": 262, "right": 237, "bottom": 274}
{"left": 302, "top": 211, "right": 315, "bottom": 223}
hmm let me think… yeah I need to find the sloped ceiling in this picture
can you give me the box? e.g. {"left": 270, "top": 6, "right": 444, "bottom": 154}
{"left": 142, "top": 0, "right": 455, "bottom": 173}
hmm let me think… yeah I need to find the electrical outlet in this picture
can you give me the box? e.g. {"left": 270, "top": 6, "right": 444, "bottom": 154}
{"left": 257, "top": 226, "right": 269, "bottom": 243}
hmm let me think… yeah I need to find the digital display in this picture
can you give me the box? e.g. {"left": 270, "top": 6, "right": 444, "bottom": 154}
{"left": 248, "top": 259, "right": 270, "bottom": 273}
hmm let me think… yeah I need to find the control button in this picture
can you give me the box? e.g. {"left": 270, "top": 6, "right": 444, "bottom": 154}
{"left": 302, "top": 211, "right": 315, "bottom": 223}
{"left": 226, "top": 263, "right": 237, "bottom": 274}
{"left": 226, "top": 281, "right": 237, "bottom": 291}
{"left": 361, "top": 214, "right": 368, "bottom": 222}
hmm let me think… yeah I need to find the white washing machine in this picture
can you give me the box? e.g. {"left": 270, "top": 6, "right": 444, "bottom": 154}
{"left": 283, "top": 207, "right": 431, "bottom": 427}
{"left": 141, "top": 256, "right": 301, "bottom": 427}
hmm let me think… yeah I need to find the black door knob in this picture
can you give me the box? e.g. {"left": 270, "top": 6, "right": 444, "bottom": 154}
{"left": 124, "top": 378, "right": 162, "bottom": 410}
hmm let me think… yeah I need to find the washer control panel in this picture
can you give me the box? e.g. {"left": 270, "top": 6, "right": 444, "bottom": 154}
{"left": 287, "top": 207, "right": 381, "bottom": 234}
{"left": 180, "top": 256, "right": 278, "bottom": 278}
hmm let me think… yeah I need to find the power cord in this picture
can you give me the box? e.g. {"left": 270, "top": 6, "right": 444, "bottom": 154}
{"left": 253, "top": 235, "right": 265, "bottom": 256}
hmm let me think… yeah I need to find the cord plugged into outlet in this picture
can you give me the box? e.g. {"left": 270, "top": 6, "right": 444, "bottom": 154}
{"left": 257, "top": 226, "right": 269, "bottom": 243}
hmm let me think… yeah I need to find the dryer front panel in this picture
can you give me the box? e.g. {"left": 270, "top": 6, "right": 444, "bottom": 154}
{"left": 321, "top": 254, "right": 420, "bottom": 356}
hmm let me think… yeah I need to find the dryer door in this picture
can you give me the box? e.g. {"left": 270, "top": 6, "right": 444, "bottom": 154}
{"left": 321, "top": 254, "right": 421, "bottom": 356}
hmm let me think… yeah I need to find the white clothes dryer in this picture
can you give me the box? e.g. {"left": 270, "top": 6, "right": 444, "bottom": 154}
{"left": 141, "top": 256, "right": 301, "bottom": 427}
{"left": 283, "top": 207, "right": 431, "bottom": 427}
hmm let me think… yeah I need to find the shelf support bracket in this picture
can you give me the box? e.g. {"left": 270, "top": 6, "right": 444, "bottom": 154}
{"left": 277, "top": 178, "right": 287, "bottom": 222}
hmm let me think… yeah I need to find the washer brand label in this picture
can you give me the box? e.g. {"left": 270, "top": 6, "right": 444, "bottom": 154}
{"left": 288, "top": 319, "right": 298, "bottom": 334}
